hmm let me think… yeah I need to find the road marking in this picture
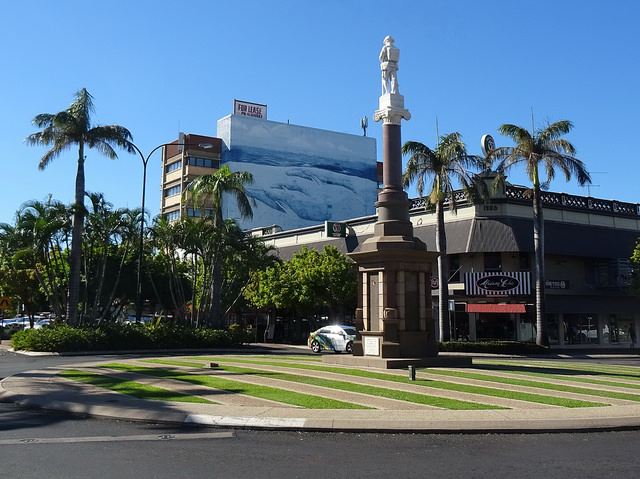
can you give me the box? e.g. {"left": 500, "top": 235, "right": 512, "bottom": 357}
{"left": 0, "top": 431, "right": 234, "bottom": 445}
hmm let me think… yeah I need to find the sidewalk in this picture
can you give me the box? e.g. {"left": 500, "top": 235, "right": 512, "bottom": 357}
{"left": 2, "top": 343, "right": 640, "bottom": 433}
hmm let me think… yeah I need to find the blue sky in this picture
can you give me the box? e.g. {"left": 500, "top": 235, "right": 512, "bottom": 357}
{"left": 1, "top": 0, "right": 638, "bottom": 226}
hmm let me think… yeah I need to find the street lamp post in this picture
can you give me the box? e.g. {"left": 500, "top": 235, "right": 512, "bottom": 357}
{"left": 131, "top": 141, "right": 213, "bottom": 323}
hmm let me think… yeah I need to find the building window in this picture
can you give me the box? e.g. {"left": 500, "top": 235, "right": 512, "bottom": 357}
{"left": 165, "top": 210, "right": 180, "bottom": 221}
{"left": 165, "top": 185, "right": 181, "bottom": 197}
{"left": 188, "top": 157, "right": 220, "bottom": 169}
{"left": 519, "top": 253, "right": 531, "bottom": 271}
{"left": 166, "top": 160, "right": 182, "bottom": 173}
{"left": 484, "top": 252, "right": 502, "bottom": 272}
{"left": 187, "top": 208, "right": 214, "bottom": 218}
{"left": 449, "top": 254, "right": 460, "bottom": 282}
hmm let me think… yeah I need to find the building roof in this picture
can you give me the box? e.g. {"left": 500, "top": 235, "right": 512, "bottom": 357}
{"left": 271, "top": 215, "right": 638, "bottom": 262}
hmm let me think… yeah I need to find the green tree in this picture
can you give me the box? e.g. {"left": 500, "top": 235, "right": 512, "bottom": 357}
{"left": 83, "top": 192, "right": 139, "bottom": 323}
{"left": 186, "top": 165, "right": 255, "bottom": 328}
{"left": 630, "top": 239, "right": 640, "bottom": 296}
{"left": 13, "top": 197, "right": 70, "bottom": 319}
{"left": 490, "top": 120, "right": 590, "bottom": 346}
{"left": 25, "top": 89, "right": 135, "bottom": 326}
{"left": 150, "top": 216, "right": 195, "bottom": 323}
{"left": 244, "top": 245, "right": 357, "bottom": 323}
{"left": 402, "top": 132, "right": 487, "bottom": 341}
{"left": 219, "top": 223, "right": 278, "bottom": 316}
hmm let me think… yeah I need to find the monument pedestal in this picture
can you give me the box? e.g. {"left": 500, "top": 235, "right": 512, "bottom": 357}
{"left": 333, "top": 36, "right": 475, "bottom": 369}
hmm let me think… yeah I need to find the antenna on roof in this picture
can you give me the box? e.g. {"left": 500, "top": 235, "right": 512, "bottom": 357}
{"left": 178, "top": 131, "right": 184, "bottom": 152}
{"left": 579, "top": 172, "right": 607, "bottom": 197}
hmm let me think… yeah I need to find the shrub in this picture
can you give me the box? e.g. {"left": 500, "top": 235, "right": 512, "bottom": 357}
{"left": 10, "top": 322, "right": 254, "bottom": 353}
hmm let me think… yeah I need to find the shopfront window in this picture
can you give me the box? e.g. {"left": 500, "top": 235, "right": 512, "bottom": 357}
{"left": 476, "top": 313, "right": 515, "bottom": 341}
{"left": 617, "top": 316, "right": 634, "bottom": 345}
{"left": 547, "top": 314, "right": 559, "bottom": 345}
{"left": 564, "top": 313, "right": 598, "bottom": 344}
{"left": 484, "top": 252, "right": 502, "bottom": 272}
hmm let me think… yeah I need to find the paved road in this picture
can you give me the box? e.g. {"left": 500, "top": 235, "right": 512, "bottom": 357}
{"left": 2, "top": 404, "right": 640, "bottom": 479}
{"left": 3, "top": 343, "right": 640, "bottom": 433}
{"left": 3, "top": 345, "right": 640, "bottom": 478}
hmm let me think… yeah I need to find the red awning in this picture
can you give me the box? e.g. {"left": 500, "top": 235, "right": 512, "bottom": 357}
{"left": 466, "top": 303, "right": 526, "bottom": 313}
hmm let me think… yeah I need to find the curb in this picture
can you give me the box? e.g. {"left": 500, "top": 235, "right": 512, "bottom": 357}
{"left": 3, "top": 359, "right": 640, "bottom": 434}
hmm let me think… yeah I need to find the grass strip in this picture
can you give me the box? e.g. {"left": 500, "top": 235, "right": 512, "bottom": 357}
{"left": 217, "top": 364, "right": 500, "bottom": 410}
{"left": 139, "top": 360, "right": 496, "bottom": 409}
{"left": 184, "top": 355, "right": 324, "bottom": 363}
{"left": 466, "top": 364, "right": 640, "bottom": 391}
{"left": 142, "top": 359, "right": 506, "bottom": 409}
{"left": 422, "top": 368, "right": 640, "bottom": 403}
{"left": 170, "top": 357, "right": 605, "bottom": 408}
{"left": 101, "top": 363, "right": 370, "bottom": 410}
{"left": 477, "top": 360, "right": 640, "bottom": 380}
{"left": 58, "top": 369, "right": 215, "bottom": 404}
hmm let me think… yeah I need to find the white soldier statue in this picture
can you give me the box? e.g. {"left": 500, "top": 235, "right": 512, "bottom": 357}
{"left": 379, "top": 35, "right": 400, "bottom": 95}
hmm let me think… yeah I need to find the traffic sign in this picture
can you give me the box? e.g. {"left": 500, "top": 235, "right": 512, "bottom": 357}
{"left": 0, "top": 296, "right": 12, "bottom": 310}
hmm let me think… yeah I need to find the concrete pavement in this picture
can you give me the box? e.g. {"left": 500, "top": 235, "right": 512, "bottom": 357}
{"left": 2, "top": 342, "right": 640, "bottom": 433}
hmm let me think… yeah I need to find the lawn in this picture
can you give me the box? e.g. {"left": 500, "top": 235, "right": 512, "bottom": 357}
{"left": 57, "top": 355, "right": 640, "bottom": 410}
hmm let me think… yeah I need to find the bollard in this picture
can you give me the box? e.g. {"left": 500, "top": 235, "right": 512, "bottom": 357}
{"left": 408, "top": 365, "right": 416, "bottom": 381}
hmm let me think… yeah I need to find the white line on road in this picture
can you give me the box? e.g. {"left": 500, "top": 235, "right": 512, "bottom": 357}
{"left": 0, "top": 431, "right": 234, "bottom": 445}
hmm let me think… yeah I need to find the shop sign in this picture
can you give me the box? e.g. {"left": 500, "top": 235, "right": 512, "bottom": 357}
{"left": 545, "top": 279, "right": 570, "bottom": 289}
{"left": 481, "top": 134, "right": 496, "bottom": 156}
{"left": 465, "top": 272, "right": 531, "bottom": 295}
{"left": 325, "top": 221, "right": 347, "bottom": 238}
{"left": 476, "top": 275, "right": 519, "bottom": 291}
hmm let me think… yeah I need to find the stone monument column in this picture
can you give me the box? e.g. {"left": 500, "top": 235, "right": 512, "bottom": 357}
{"left": 348, "top": 36, "right": 438, "bottom": 363}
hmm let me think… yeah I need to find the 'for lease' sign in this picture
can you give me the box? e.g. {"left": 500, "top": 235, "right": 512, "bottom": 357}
{"left": 234, "top": 100, "right": 267, "bottom": 119}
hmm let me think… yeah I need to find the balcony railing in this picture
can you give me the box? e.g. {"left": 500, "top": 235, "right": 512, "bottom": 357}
{"left": 410, "top": 185, "right": 639, "bottom": 218}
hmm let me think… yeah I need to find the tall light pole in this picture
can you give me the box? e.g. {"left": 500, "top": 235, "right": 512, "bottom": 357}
{"left": 131, "top": 140, "right": 213, "bottom": 323}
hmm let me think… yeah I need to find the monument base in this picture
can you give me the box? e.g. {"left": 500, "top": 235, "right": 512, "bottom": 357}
{"left": 322, "top": 354, "right": 472, "bottom": 369}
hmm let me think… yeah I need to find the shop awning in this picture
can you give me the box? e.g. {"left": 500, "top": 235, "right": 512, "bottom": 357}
{"left": 466, "top": 303, "right": 526, "bottom": 313}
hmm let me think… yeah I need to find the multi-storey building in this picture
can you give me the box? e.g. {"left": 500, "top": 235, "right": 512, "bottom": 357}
{"left": 160, "top": 134, "right": 222, "bottom": 221}
{"left": 160, "top": 109, "right": 380, "bottom": 230}
{"left": 255, "top": 180, "right": 640, "bottom": 349}
{"left": 216, "top": 113, "right": 378, "bottom": 231}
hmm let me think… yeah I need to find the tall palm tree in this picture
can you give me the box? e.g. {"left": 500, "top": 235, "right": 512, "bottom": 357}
{"left": 490, "top": 120, "right": 590, "bottom": 346}
{"left": 188, "top": 165, "right": 255, "bottom": 228}
{"left": 25, "top": 89, "right": 135, "bottom": 326}
{"left": 402, "top": 132, "right": 487, "bottom": 342}
{"left": 187, "top": 165, "right": 255, "bottom": 328}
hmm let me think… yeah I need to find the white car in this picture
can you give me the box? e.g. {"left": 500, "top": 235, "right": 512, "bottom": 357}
{"left": 33, "top": 318, "right": 52, "bottom": 329}
{"left": 307, "top": 325, "right": 357, "bottom": 354}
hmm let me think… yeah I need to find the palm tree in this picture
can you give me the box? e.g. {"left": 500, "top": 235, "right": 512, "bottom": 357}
{"left": 25, "top": 89, "right": 135, "bottom": 326}
{"left": 188, "top": 165, "right": 255, "bottom": 228}
{"left": 402, "top": 132, "right": 487, "bottom": 342}
{"left": 15, "top": 197, "right": 70, "bottom": 320}
{"left": 490, "top": 120, "right": 590, "bottom": 346}
{"left": 187, "top": 165, "right": 255, "bottom": 328}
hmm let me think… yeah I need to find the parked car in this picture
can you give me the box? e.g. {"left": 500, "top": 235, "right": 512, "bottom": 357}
{"left": 33, "top": 318, "right": 52, "bottom": 329}
{"left": 3, "top": 317, "right": 31, "bottom": 331}
{"left": 308, "top": 325, "right": 356, "bottom": 354}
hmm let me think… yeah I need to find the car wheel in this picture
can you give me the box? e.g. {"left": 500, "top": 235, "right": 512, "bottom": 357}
{"left": 311, "top": 340, "right": 321, "bottom": 353}
{"left": 345, "top": 342, "right": 353, "bottom": 354}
